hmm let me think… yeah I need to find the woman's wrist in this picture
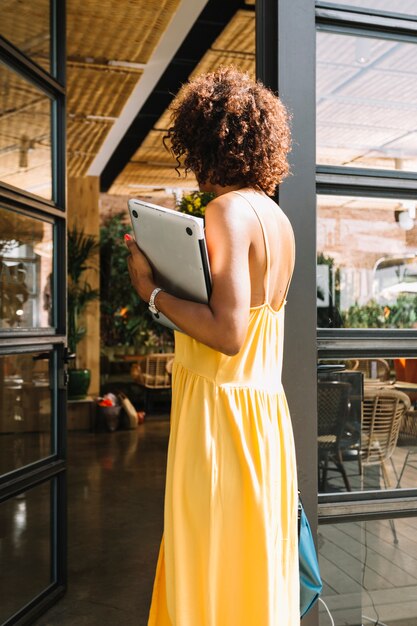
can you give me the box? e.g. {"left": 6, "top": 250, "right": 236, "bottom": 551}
{"left": 140, "top": 280, "right": 157, "bottom": 303}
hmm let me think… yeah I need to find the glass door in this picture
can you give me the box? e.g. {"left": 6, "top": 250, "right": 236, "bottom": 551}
{"left": 0, "top": 2, "right": 68, "bottom": 624}
{"left": 316, "top": 5, "right": 417, "bottom": 625}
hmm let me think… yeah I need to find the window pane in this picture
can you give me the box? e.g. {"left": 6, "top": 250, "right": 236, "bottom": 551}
{"left": 0, "top": 481, "right": 52, "bottom": 623}
{"left": 0, "top": 62, "right": 52, "bottom": 199}
{"left": 318, "top": 358, "right": 417, "bottom": 495}
{"left": 0, "top": 351, "right": 54, "bottom": 475}
{"left": 0, "top": 207, "right": 53, "bottom": 330}
{"left": 322, "top": 0, "right": 417, "bottom": 16}
{"left": 317, "top": 31, "right": 417, "bottom": 173}
{"left": 0, "top": 1, "right": 50, "bottom": 73}
{"left": 319, "top": 517, "right": 417, "bottom": 626}
{"left": 317, "top": 194, "right": 417, "bottom": 329}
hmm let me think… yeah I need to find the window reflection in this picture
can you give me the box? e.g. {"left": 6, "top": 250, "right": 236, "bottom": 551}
{"left": 0, "top": 207, "right": 53, "bottom": 330}
{"left": 318, "top": 517, "right": 417, "bottom": 626}
{"left": 0, "top": 352, "right": 53, "bottom": 475}
{"left": 0, "top": 62, "right": 52, "bottom": 199}
{"left": 318, "top": 359, "right": 417, "bottom": 494}
{"left": 317, "top": 31, "right": 417, "bottom": 172}
{"left": 0, "top": 481, "right": 52, "bottom": 623}
{"left": 323, "top": 0, "right": 417, "bottom": 16}
{"left": 317, "top": 195, "right": 417, "bottom": 329}
{"left": 0, "top": 0, "right": 50, "bottom": 73}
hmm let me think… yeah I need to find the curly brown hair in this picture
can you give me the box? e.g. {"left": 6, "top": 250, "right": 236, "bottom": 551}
{"left": 165, "top": 66, "right": 292, "bottom": 195}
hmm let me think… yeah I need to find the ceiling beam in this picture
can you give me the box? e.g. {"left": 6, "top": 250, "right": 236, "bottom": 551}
{"left": 99, "top": 0, "right": 245, "bottom": 192}
{"left": 87, "top": 0, "right": 209, "bottom": 178}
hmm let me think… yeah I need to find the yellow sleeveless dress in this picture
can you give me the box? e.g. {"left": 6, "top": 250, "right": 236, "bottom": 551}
{"left": 148, "top": 192, "right": 299, "bottom": 626}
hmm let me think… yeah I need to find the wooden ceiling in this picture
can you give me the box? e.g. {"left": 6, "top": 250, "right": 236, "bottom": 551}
{"left": 0, "top": 0, "right": 254, "bottom": 202}
{"left": 2, "top": 0, "right": 417, "bottom": 207}
{"left": 109, "top": 8, "right": 255, "bottom": 198}
{"left": 66, "top": 0, "right": 180, "bottom": 178}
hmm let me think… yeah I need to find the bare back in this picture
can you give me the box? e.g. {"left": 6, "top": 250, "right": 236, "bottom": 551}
{"left": 233, "top": 189, "right": 295, "bottom": 312}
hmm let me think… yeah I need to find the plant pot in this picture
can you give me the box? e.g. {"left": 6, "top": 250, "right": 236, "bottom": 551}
{"left": 96, "top": 405, "right": 121, "bottom": 432}
{"left": 68, "top": 368, "right": 91, "bottom": 399}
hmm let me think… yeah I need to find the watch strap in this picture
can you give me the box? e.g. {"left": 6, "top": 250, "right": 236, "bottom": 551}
{"left": 149, "top": 287, "right": 163, "bottom": 314}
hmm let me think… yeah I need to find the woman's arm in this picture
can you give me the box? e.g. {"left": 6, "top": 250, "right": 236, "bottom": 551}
{"left": 126, "top": 196, "right": 251, "bottom": 356}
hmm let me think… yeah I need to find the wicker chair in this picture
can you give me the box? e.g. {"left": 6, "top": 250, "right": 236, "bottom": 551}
{"left": 318, "top": 381, "right": 352, "bottom": 492}
{"left": 130, "top": 353, "right": 175, "bottom": 411}
{"left": 350, "top": 358, "right": 391, "bottom": 383}
{"left": 362, "top": 387, "right": 411, "bottom": 543}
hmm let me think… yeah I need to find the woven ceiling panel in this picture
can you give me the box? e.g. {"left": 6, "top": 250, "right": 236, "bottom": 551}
{"left": 130, "top": 130, "right": 173, "bottom": 162}
{"left": 110, "top": 9, "right": 256, "bottom": 195}
{"left": 0, "top": 150, "right": 51, "bottom": 198}
{"left": 0, "top": 63, "right": 48, "bottom": 118}
{"left": 67, "top": 66, "right": 141, "bottom": 118}
{"left": 65, "top": 0, "right": 181, "bottom": 177}
{"left": 67, "top": 0, "right": 180, "bottom": 64}
{"left": 0, "top": 100, "right": 50, "bottom": 152}
{"left": 190, "top": 49, "right": 255, "bottom": 81}
{"left": 67, "top": 152, "right": 97, "bottom": 179}
{"left": 67, "top": 119, "right": 111, "bottom": 154}
{"left": 111, "top": 162, "right": 197, "bottom": 196}
{"left": 0, "top": 0, "right": 50, "bottom": 71}
{"left": 212, "top": 10, "right": 255, "bottom": 56}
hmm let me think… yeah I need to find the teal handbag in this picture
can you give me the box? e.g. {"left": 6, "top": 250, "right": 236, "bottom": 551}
{"left": 298, "top": 497, "right": 323, "bottom": 618}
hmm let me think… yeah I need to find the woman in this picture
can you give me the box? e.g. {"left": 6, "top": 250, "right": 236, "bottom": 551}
{"left": 125, "top": 67, "right": 298, "bottom": 626}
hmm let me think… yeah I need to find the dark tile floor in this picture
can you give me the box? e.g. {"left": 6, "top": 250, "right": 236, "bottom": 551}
{"left": 33, "top": 416, "right": 170, "bottom": 626}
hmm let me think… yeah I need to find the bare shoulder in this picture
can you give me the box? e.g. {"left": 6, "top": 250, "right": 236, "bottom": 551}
{"left": 205, "top": 192, "right": 253, "bottom": 234}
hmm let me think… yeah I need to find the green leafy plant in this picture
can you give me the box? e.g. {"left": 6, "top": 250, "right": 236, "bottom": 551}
{"left": 176, "top": 191, "right": 215, "bottom": 218}
{"left": 341, "top": 295, "right": 417, "bottom": 329}
{"left": 67, "top": 227, "right": 100, "bottom": 361}
{"left": 100, "top": 211, "right": 173, "bottom": 352}
{"left": 381, "top": 294, "right": 417, "bottom": 328}
{"left": 341, "top": 299, "right": 387, "bottom": 328}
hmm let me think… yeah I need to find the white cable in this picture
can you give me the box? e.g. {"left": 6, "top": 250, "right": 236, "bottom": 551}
{"left": 319, "top": 597, "right": 335, "bottom": 626}
{"left": 363, "top": 614, "right": 389, "bottom": 626}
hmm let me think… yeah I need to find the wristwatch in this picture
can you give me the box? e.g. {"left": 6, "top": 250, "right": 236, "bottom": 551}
{"left": 148, "top": 287, "right": 164, "bottom": 314}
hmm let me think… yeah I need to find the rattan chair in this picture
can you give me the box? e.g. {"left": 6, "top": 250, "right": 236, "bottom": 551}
{"left": 362, "top": 387, "right": 411, "bottom": 543}
{"left": 351, "top": 358, "right": 391, "bottom": 382}
{"left": 318, "top": 381, "right": 352, "bottom": 492}
{"left": 130, "top": 353, "right": 175, "bottom": 411}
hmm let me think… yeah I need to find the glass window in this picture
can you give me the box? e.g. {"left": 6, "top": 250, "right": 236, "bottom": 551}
{"left": 0, "top": 351, "right": 54, "bottom": 475}
{"left": 0, "top": 481, "right": 52, "bottom": 623}
{"left": 322, "top": 0, "right": 417, "bottom": 17}
{"left": 0, "top": 207, "right": 53, "bottom": 331}
{"left": 317, "top": 31, "right": 417, "bottom": 173}
{"left": 0, "top": 62, "right": 52, "bottom": 199}
{"left": 317, "top": 194, "right": 417, "bottom": 329}
{"left": 319, "top": 517, "right": 417, "bottom": 625}
{"left": 318, "top": 358, "right": 417, "bottom": 494}
{"left": 0, "top": 1, "right": 50, "bottom": 73}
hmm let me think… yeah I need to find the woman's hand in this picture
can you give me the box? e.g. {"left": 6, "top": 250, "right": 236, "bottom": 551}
{"left": 124, "top": 234, "right": 156, "bottom": 302}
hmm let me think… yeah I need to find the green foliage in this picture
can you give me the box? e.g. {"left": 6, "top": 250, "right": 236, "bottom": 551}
{"left": 342, "top": 295, "right": 417, "bottom": 329}
{"left": 384, "top": 294, "right": 417, "bottom": 328}
{"left": 341, "top": 299, "right": 387, "bottom": 328}
{"left": 67, "top": 227, "right": 100, "bottom": 358}
{"left": 100, "top": 211, "right": 173, "bottom": 350}
{"left": 176, "top": 191, "right": 215, "bottom": 218}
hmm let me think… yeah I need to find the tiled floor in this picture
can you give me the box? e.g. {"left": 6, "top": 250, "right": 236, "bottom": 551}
{"left": 7, "top": 417, "right": 417, "bottom": 625}
{"left": 33, "top": 416, "right": 170, "bottom": 626}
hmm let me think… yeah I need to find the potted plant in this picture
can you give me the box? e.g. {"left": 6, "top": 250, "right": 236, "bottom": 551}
{"left": 100, "top": 211, "right": 173, "bottom": 356}
{"left": 67, "top": 226, "right": 100, "bottom": 398}
{"left": 176, "top": 190, "right": 214, "bottom": 218}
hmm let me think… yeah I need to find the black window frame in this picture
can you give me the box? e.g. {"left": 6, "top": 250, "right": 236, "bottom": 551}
{"left": 0, "top": 2, "right": 67, "bottom": 623}
{"left": 316, "top": 3, "right": 417, "bottom": 518}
